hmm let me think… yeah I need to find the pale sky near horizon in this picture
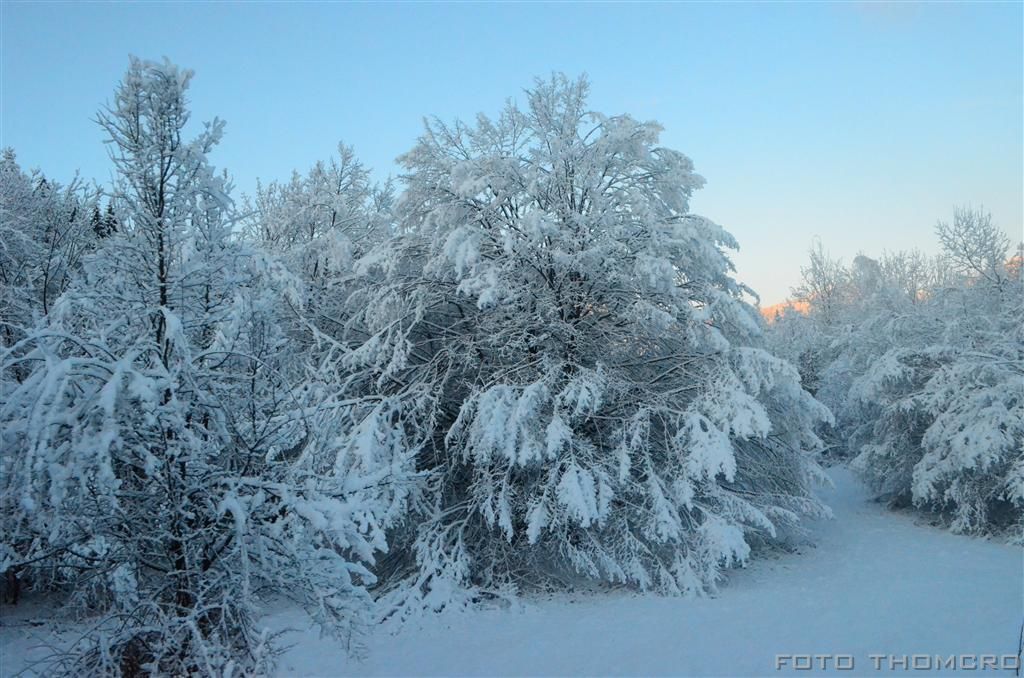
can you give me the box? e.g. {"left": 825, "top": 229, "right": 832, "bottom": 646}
{"left": 2, "top": 1, "right": 1021, "bottom": 304}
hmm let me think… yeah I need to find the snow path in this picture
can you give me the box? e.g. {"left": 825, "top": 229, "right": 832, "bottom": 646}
{"left": 1, "top": 468, "right": 1020, "bottom": 676}
{"left": 272, "top": 467, "right": 1023, "bottom": 677}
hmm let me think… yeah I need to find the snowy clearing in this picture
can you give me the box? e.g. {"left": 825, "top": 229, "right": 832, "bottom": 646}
{"left": 2, "top": 467, "right": 1021, "bottom": 676}
{"left": 274, "top": 466, "right": 1019, "bottom": 676}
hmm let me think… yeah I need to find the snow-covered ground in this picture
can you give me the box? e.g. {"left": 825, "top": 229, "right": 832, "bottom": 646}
{"left": 2, "top": 468, "right": 1021, "bottom": 676}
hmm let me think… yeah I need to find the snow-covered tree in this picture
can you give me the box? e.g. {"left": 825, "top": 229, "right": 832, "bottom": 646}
{"left": 339, "top": 75, "right": 831, "bottom": 613}
{"left": 0, "top": 58, "right": 409, "bottom": 675}
{"left": 791, "top": 240, "right": 850, "bottom": 329}
{"left": 0, "top": 150, "right": 98, "bottom": 356}
{"left": 245, "top": 143, "right": 392, "bottom": 271}
{"left": 241, "top": 144, "right": 395, "bottom": 365}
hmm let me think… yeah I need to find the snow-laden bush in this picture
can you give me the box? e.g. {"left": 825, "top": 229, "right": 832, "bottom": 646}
{"left": 0, "top": 58, "right": 410, "bottom": 675}
{"left": 335, "top": 75, "right": 831, "bottom": 613}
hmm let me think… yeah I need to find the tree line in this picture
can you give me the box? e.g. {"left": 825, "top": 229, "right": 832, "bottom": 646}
{"left": 769, "top": 213, "right": 1021, "bottom": 535}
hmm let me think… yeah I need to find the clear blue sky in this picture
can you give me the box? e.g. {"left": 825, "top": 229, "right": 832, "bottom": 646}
{"left": 2, "top": 1, "right": 1021, "bottom": 304}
